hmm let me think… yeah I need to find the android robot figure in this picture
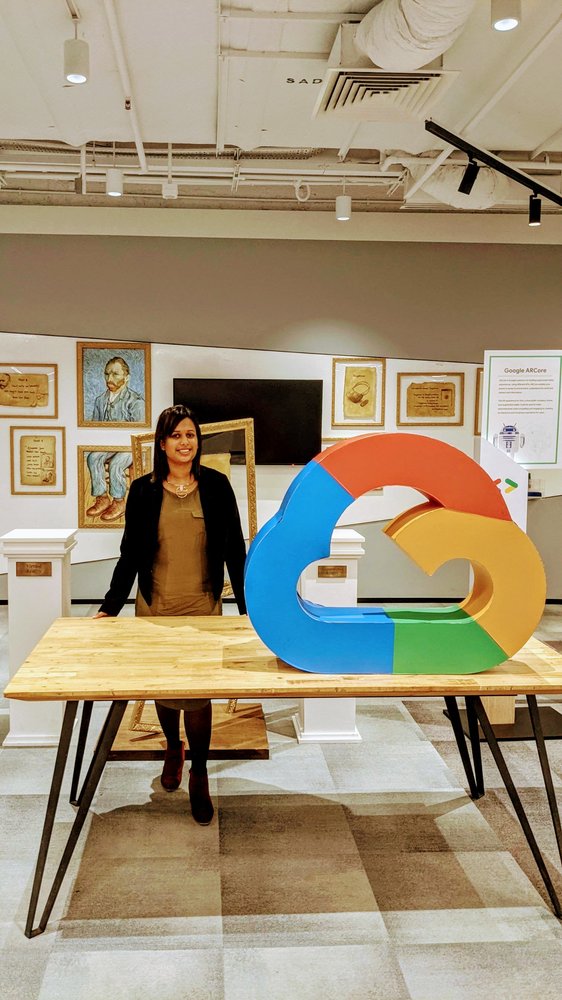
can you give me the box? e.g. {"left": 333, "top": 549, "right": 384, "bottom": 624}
{"left": 493, "top": 424, "right": 525, "bottom": 455}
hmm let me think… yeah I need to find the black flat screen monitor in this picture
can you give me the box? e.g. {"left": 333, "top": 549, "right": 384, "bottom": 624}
{"left": 173, "top": 378, "right": 323, "bottom": 465}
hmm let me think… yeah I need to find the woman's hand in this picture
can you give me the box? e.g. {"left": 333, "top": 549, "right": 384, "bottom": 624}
{"left": 93, "top": 611, "right": 110, "bottom": 619}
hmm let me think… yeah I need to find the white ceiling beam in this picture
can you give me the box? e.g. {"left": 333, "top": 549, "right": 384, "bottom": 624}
{"left": 102, "top": 0, "right": 147, "bottom": 172}
{"left": 338, "top": 125, "right": 361, "bottom": 162}
{"left": 532, "top": 126, "right": 562, "bottom": 161}
{"left": 221, "top": 49, "right": 328, "bottom": 60}
{"left": 221, "top": 12, "right": 361, "bottom": 23}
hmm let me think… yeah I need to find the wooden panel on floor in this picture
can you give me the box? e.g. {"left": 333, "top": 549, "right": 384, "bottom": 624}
{"left": 108, "top": 701, "right": 269, "bottom": 761}
{"left": 481, "top": 695, "right": 516, "bottom": 724}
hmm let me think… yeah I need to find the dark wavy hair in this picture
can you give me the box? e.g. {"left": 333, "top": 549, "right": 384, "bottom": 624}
{"left": 152, "top": 405, "right": 203, "bottom": 484}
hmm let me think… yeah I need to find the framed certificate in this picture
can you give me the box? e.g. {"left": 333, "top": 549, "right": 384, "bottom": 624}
{"left": 331, "top": 357, "right": 385, "bottom": 428}
{"left": 10, "top": 426, "right": 66, "bottom": 495}
{"left": 0, "top": 364, "right": 58, "bottom": 419}
{"left": 396, "top": 372, "right": 464, "bottom": 427}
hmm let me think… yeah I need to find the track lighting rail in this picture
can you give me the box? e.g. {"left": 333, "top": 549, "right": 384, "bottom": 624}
{"left": 425, "top": 119, "right": 562, "bottom": 208}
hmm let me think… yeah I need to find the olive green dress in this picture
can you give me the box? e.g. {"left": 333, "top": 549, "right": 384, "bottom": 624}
{"left": 135, "top": 486, "right": 219, "bottom": 710}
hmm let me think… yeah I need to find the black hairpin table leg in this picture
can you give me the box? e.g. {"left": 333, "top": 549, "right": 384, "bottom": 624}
{"left": 25, "top": 701, "right": 78, "bottom": 938}
{"left": 69, "top": 700, "right": 93, "bottom": 806}
{"left": 527, "top": 694, "right": 562, "bottom": 867}
{"left": 73, "top": 698, "right": 128, "bottom": 808}
{"left": 444, "top": 696, "right": 481, "bottom": 800}
{"left": 470, "top": 695, "right": 562, "bottom": 918}
{"left": 464, "top": 696, "right": 485, "bottom": 797}
{"left": 26, "top": 700, "right": 128, "bottom": 937}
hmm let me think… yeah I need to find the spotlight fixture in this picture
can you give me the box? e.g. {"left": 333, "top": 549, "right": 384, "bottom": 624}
{"left": 458, "top": 158, "right": 480, "bottom": 195}
{"left": 105, "top": 168, "right": 123, "bottom": 197}
{"left": 64, "top": 20, "right": 89, "bottom": 84}
{"left": 491, "top": 0, "right": 521, "bottom": 31}
{"left": 162, "top": 181, "right": 178, "bottom": 199}
{"left": 528, "top": 194, "right": 541, "bottom": 227}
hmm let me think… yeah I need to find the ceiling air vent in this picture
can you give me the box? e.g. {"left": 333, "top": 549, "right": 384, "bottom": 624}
{"left": 313, "top": 24, "right": 458, "bottom": 124}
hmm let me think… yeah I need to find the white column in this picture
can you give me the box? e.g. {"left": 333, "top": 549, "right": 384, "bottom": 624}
{"left": 1, "top": 529, "right": 77, "bottom": 747}
{"left": 293, "top": 528, "right": 365, "bottom": 743}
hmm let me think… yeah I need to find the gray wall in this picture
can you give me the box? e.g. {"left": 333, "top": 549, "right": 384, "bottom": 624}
{"left": 2, "top": 235, "right": 562, "bottom": 362}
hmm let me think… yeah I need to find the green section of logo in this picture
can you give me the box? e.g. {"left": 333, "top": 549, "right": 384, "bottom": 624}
{"left": 386, "top": 606, "right": 507, "bottom": 674}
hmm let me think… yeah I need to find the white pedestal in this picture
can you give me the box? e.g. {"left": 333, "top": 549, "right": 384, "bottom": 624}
{"left": 1, "top": 528, "right": 77, "bottom": 747}
{"left": 293, "top": 528, "right": 365, "bottom": 743}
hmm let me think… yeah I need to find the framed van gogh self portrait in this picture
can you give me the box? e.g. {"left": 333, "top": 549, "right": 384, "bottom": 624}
{"left": 77, "top": 342, "right": 151, "bottom": 428}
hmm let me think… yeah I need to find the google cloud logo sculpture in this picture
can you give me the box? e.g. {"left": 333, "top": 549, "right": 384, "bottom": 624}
{"left": 244, "top": 434, "right": 546, "bottom": 675}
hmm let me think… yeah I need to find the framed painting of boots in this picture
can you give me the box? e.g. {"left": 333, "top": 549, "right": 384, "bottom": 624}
{"left": 77, "top": 445, "right": 133, "bottom": 529}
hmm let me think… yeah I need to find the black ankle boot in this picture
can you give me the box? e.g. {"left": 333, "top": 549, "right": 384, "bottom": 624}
{"left": 160, "top": 741, "right": 185, "bottom": 792}
{"left": 188, "top": 769, "right": 214, "bottom": 825}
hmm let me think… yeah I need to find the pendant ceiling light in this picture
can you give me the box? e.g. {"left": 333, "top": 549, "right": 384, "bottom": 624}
{"left": 335, "top": 180, "right": 351, "bottom": 221}
{"left": 64, "top": 20, "right": 89, "bottom": 84}
{"left": 106, "top": 168, "right": 123, "bottom": 197}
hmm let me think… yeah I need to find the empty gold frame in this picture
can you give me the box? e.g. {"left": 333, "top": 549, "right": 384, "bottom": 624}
{"left": 129, "top": 417, "right": 258, "bottom": 731}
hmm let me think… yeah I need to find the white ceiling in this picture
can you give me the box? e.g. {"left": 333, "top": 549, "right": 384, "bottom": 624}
{"left": 0, "top": 0, "right": 561, "bottom": 215}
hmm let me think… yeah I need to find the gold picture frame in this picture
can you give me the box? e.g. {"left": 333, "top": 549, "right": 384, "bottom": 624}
{"left": 77, "top": 341, "right": 151, "bottom": 428}
{"left": 396, "top": 372, "right": 465, "bottom": 427}
{"left": 331, "top": 357, "right": 385, "bottom": 428}
{"left": 77, "top": 444, "right": 133, "bottom": 529}
{"left": 0, "top": 363, "right": 58, "bottom": 419}
{"left": 10, "top": 426, "right": 66, "bottom": 495}
{"left": 129, "top": 417, "right": 258, "bottom": 732}
{"left": 474, "top": 366, "right": 484, "bottom": 436}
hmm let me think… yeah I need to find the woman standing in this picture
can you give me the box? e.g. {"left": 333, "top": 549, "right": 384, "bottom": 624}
{"left": 95, "top": 404, "right": 247, "bottom": 824}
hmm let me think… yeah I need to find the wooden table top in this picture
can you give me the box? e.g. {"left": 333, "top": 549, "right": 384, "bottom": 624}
{"left": 4, "top": 616, "right": 562, "bottom": 702}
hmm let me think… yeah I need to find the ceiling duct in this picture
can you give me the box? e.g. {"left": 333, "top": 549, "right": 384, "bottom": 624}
{"left": 355, "top": 0, "right": 477, "bottom": 72}
{"left": 408, "top": 163, "right": 511, "bottom": 208}
{"left": 313, "top": 23, "right": 458, "bottom": 124}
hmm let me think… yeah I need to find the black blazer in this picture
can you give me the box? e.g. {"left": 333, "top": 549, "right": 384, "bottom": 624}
{"left": 99, "top": 466, "right": 247, "bottom": 616}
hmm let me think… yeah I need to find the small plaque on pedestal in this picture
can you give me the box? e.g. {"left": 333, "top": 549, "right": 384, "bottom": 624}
{"left": 16, "top": 561, "right": 52, "bottom": 577}
{"left": 317, "top": 565, "right": 347, "bottom": 579}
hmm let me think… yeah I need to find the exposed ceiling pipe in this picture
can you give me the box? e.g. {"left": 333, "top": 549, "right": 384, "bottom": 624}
{"left": 216, "top": 3, "right": 227, "bottom": 155}
{"left": 102, "top": 0, "right": 147, "bottom": 172}
{"left": 5, "top": 174, "right": 403, "bottom": 193}
{"left": 355, "top": 0, "right": 476, "bottom": 71}
{"left": 382, "top": 154, "right": 560, "bottom": 172}
{"left": 80, "top": 143, "right": 86, "bottom": 194}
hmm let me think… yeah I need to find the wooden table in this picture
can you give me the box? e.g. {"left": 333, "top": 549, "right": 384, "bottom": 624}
{"left": 5, "top": 616, "right": 562, "bottom": 936}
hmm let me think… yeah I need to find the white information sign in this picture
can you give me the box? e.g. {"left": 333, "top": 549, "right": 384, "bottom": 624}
{"left": 483, "top": 351, "right": 562, "bottom": 468}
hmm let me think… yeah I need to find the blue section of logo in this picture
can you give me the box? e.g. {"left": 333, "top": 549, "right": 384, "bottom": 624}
{"left": 244, "top": 461, "right": 395, "bottom": 674}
